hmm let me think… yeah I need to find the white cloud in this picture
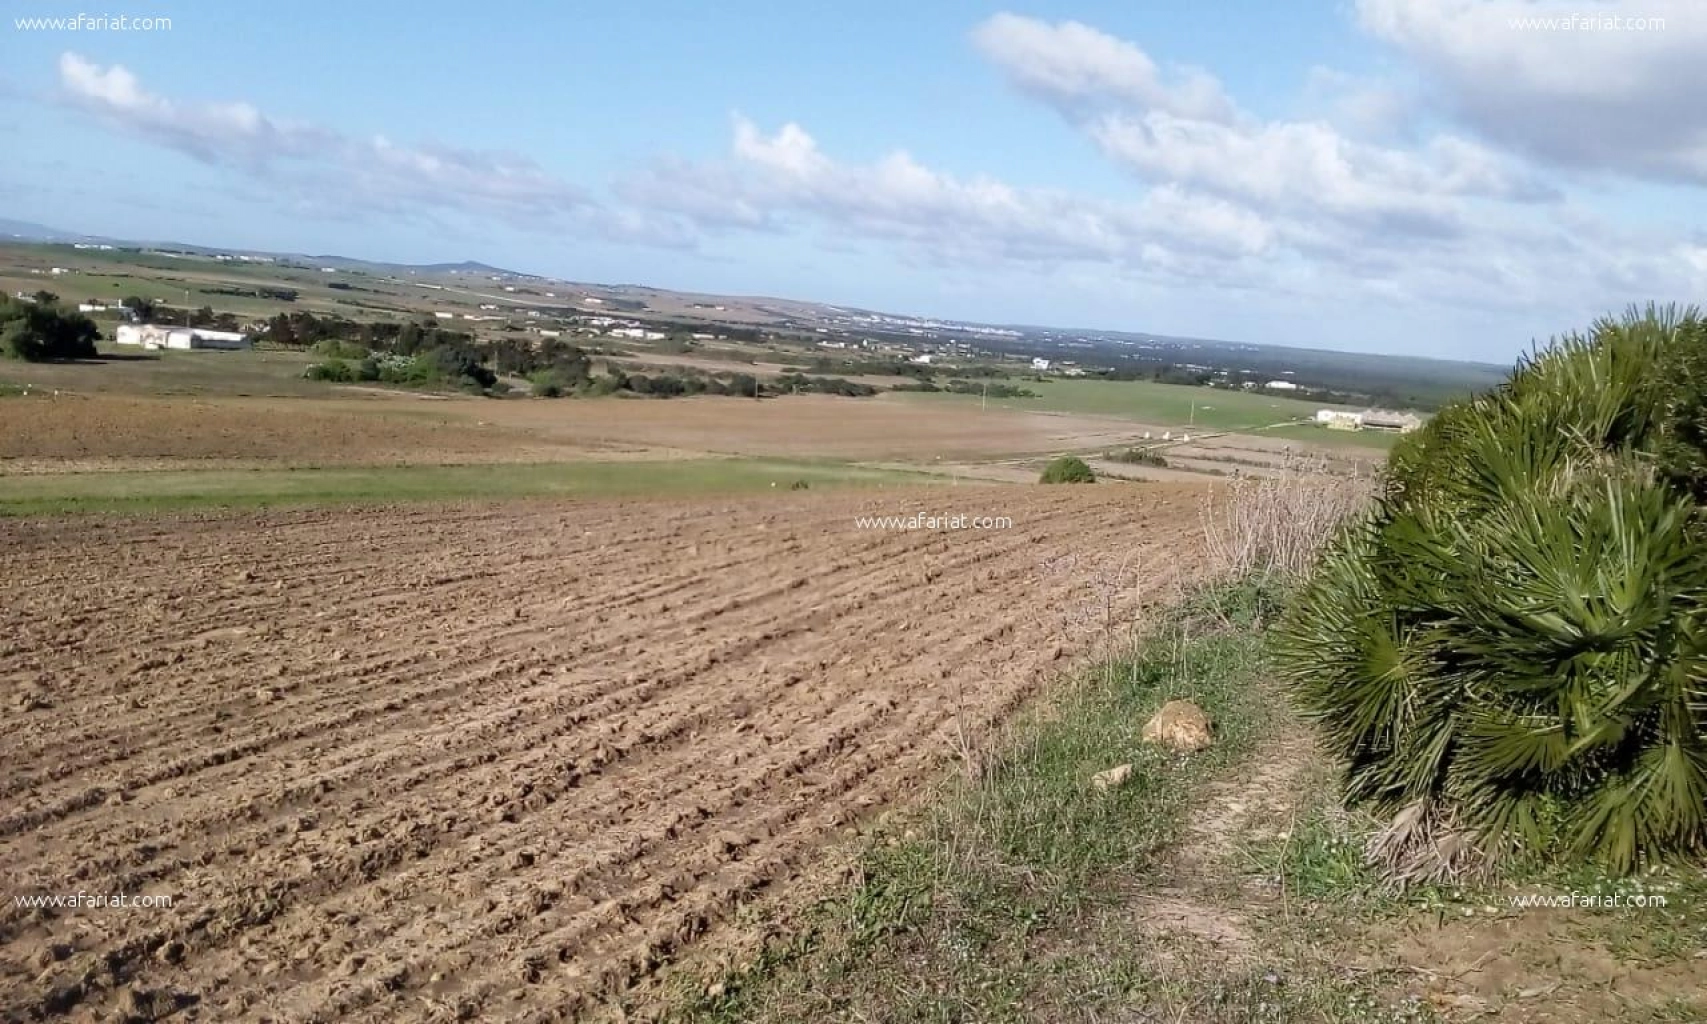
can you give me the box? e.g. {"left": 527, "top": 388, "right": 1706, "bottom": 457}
{"left": 56, "top": 52, "right": 600, "bottom": 229}
{"left": 1355, "top": 0, "right": 1707, "bottom": 182}
{"left": 948, "top": 12, "right": 1707, "bottom": 329}
{"left": 624, "top": 115, "right": 1279, "bottom": 278}
{"left": 1301, "top": 66, "right": 1417, "bottom": 138}
{"left": 973, "top": 14, "right": 1555, "bottom": 243}
{"left": 971, "top": 13, "right": 1236, "bottom": 123}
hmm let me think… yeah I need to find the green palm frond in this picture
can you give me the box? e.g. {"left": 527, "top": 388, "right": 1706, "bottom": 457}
{"left": 1282, "top": 305, "right": 1707, "bottom": 873}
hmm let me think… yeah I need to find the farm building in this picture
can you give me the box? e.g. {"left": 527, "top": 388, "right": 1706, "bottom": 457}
{"left": 114, "top": 324, "right": 171, "bottom": 348}
{"left": 1314, "top": 408, "right": 1363, "bottom": 430}
{"left": 1264, "top": 380, "right": 1300, "bottom": 391}
{"left": 1362, "top": 409, "right": 1423, "bottom": 433}
{"left": 115, "top": 324, "right": 251, "bottom": 350}
{"left": 609, "top": 327, "right": 666, "bottom": 341}
{"left": 1312, "top": 408, "right": 1423, "bottom": 433}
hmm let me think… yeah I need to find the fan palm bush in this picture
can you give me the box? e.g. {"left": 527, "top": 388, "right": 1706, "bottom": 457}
{"left": 1040, "top": 456, "right": 1096, "bottom": 484}
{"left": 1277, "top": 305, "right": 1707, "bottom": 873}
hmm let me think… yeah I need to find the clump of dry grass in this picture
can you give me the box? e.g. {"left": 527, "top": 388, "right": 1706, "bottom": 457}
{"left": 1364, "top": 799, "right": 1498, "bottom": 889}
{"left": 1200, "top": 453, "right": 1373, "bottom": 582}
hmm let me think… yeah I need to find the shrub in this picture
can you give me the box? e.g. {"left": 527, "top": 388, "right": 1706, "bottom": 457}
{"left": 530, "top": 372, "right": 565, "bottom": 398}
{"left": 1039, "top": 455, "right": 1096, "bottom": 484}
{"left": 1276, "top": 305, "right": 1707, "bottom": 873}
{"left": 1111, "top": 446, "right": 1168, "bottom": 468}
{"left": 310, "top": 338, "right": 370, "bottom": 360}
{"left": 374, "top": 353, "right": 427, "bottom": 384}
{"left": 1, "top": 296, "right": 99, "bottom": 362}
{"left": 303, "top": 359, "right": 356, "bottom": 382}
{"left": 426, "top": 345, "right": 496, "bottom": 390}
{"left": 944, "top": 379, "right": 1037, "bottom": 399}
{"left": 773, "top": 372, "right": 878, "bottom": 397}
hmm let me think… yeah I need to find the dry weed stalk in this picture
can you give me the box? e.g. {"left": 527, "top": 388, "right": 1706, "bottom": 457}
{"left": 1199, "top": 452, "right": 1373, "bottom": 582}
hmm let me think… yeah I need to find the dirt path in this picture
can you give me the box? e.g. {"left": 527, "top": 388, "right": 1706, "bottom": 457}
{"left": 1125, "top": 688, "right": 1707, "bottom": 1024}
{"left": 0, "top": 484, "right": 1207, "bottom": 1022}
{"left": 1124, "top": 684, "right": 1319, "bottom": 957}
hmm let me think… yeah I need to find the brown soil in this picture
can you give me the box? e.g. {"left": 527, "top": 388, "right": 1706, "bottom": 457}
{"left": 0, "top": 483, "right": 1207, "bottom": 1022}
{"left": 0, "top": 395, "right": 599, "bottom": 473}
{"left": 1131, "top": 696, "right": 1705, "bottom": 1023}
{"left": 0, "top": 392, "right": 1182, "bottom": 475}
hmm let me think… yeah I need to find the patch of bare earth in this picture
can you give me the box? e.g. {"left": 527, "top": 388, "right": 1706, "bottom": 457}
{"left": 1123, "top": 693, "right": 1706, "bottom": 1023}
{"left": 0, "top": 395, "right": 603, "bottom": 472}
{"left": 0, "top": 484, "right": 1208, "bottom": 1023}
{"left": 1355, "top": 901, "right": 1706, "bottom": 1022}
{"left": 1123, "top": 688, "right": 1318, "bottom": 958}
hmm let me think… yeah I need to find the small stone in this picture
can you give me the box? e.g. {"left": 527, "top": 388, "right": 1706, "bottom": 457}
{"left": 1091, "top": 764, "right": 1134, "bottom": 791}
{"left": 1141, "top": 700, "right": 1214, "bottom": 753}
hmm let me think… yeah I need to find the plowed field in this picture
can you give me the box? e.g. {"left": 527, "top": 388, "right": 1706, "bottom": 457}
{"left": 1, "top": 484, "right": 1205, "bottom": 1022}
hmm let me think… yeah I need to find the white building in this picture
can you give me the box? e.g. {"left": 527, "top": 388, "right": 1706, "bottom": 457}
{"left": 115, "top": 324, "right": 170, "bottom": 348}
{"left": 77, "top": 302, "right": 109, "bottom": 313}
{"left": 1315, "top": 408, "right": 1363, "bottom": 430}
{"left": 1313, "top": 407, "right": 1422, "bottom": 433}
{"left": 115, "top": 325, "right": 251, "bottom": 350}
{"left": 1362, "top": 409, "right": 1423, "bottom": 433}
{"left": 168, "top": 328, "right": 249, "bottom": 350}
{"left": 1031, "top": 357, "right": 1052, "bottom": 371}
{"left": 1265, "top": 380, "right": 1300, "bottom": 391}
{"left": 609, "top": 327, "right": 666, "bottom": 341}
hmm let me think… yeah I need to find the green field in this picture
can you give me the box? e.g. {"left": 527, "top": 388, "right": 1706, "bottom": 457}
{"left": 0, "top": 345, "right": 332, "bottom": 397}
{"left": 0, "top": 458, "right": 938, "bottom": 516}
{"left": 1252, "top": 420, "right": 1402, "bottom": 449}
{"left": 896, "top": 378, "right": 1346, "bottom": 430}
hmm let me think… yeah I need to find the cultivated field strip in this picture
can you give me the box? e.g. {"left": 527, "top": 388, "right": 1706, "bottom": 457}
{"left": 0, "top": 485, "right": 1204, "bottom": 1022}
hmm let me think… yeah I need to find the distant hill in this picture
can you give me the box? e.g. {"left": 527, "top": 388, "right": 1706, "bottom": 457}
{"left": 307, "top": 256, "right": 541, "bottom": 279}
{"left": 0, "top": 216, "right": 1508, "bottom": 389}
{"left": 0, "top": 218, "right": 112, "bottom": 243}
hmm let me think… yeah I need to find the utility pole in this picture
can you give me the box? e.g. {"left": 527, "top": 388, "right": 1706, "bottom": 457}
{"left": 184, "top": 289, "right": 190, "bottom": 327}
{"left": 981, "top": 379, "right": 988, "bottom": 412}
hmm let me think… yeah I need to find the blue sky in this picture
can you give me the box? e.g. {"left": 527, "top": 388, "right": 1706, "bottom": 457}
{"left": 4, "top": 0, "right": 1706, "bottom": 360}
